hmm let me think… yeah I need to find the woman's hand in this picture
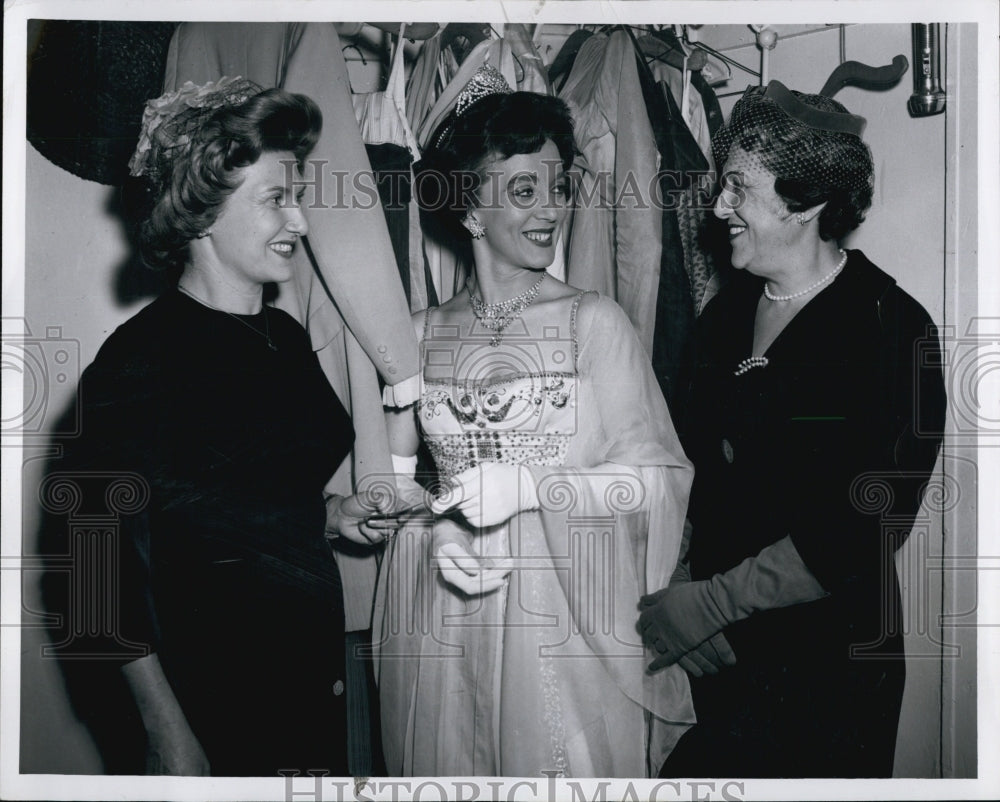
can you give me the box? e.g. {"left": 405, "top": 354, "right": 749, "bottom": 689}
{"left": 674, "top": 632, "right": 737, "bottom": 678}
{"left": 121, "top": 653, "right": 210, "bottom": 775}
{"left": 392, "top": 474, "right": 436, "bottom": 516}
{"left": 431, "top": 517, "right": 513, "bottom": 595}
{"left": 638, "top": 581, "right": 729, "bottom": 672}
{"left": 326, "top": 493, "right": 395, "bottom": 545}
{"left": 431, "top": 463, "right": 539, "bottom": 529}
{"left": 144, "top": 714, "right": 211, "bottom": 775}
{"left": 434, "top": 541, "right": 514, "bottom": 596}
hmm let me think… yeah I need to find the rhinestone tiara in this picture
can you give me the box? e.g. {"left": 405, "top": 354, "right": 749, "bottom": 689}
{"left": 436, "top": 63, "right": 513, "bottom": 147}
{"left": 454, "top": 63, "right": 513, "bottom": 116}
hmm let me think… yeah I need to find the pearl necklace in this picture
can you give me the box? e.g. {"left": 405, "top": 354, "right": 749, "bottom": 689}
{"left": 469, "top": 273, "right": 546, "bottom": 347}
{"left": 177, "top": 283, "right": 277, "bottom": 351}
{"left": 764, "top": 249, "right": 848, "bottom": 302}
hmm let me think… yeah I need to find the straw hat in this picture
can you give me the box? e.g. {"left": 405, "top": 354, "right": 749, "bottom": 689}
{"left": 27, "top": 20, "right": 179, "bottom": 185}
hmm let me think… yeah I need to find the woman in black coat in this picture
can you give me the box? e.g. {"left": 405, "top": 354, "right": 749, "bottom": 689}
{"left": 639, "top": 81, "right": 947, "bottom": 778}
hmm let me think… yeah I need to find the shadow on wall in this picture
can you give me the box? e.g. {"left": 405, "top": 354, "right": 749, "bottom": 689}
{"left": 106, "top": 182, "right": 177, "bottom": 305}
{"left": 33, "top": 395, "right": 148, "bottom": 774}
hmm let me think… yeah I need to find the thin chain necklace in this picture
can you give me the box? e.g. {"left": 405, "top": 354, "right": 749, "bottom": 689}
{"left": 469, "top": 273, "right": 546, "bottom": 347}
{"left": 764, "top": 249, "right": 848, "bottom": 302}
{"left": 177, "top": 283, "right": 277, "bottom": 351}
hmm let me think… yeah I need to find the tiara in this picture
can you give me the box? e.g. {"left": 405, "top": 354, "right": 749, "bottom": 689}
{"left": 454, "top": 63, "right": 512, "bottom": 116}
{"left": 436, "top": 63, "right": 513, "bottom": 147}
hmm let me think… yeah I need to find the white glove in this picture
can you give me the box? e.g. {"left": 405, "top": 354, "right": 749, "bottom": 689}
{"left": 430, "top": 463, "right": 539, "bottom": 529}
{"left": 392, "top": 453, "right": 418, "bottom": 479}
{"left": 432, "top": 518, "right": 514, "bottom": 596}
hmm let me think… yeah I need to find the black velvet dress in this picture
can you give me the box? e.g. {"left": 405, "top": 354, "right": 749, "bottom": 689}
{"left": 662, "top": 250, "right": 946, "bottom": 778}
{"left": 61, "top": 288, "right": 354, "bottom": 776}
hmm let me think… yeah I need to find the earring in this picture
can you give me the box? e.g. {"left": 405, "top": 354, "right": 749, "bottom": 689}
{"left": 795, "top": 212, "right": 807, "bottom": 226}
{"left": 465, "top": 216, "right": 486, "bottom": 240}
{"left": 196, "top": 229, "right": 212, "bottom": 239}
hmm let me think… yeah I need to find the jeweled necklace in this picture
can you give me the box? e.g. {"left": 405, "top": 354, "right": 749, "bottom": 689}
{"left": 764, "top": 249, "right": 848, "bottom": 302}
{"left": 469, "top": 273, "right": 546, "bottom": 347}
{"left": 177, "top": 283, "right": 277, "bottom": 351}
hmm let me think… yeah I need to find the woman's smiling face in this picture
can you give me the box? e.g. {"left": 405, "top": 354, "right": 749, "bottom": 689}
{"left": 203, "top": 149, "right": 308, "bottom": 290}
{"left": 468, "top": 139, "right": 571, "bottom": 274}
{"left": 714, "top": 146, "right": 798, "bottom": 274}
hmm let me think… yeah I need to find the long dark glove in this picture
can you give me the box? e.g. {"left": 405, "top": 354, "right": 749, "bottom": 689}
{"left": 677, "top": 633, "right": 737, "bottom": 677}
{"left": 658, "top": 524, "right": 737, "bottom": 677}
{"left": 639, "top": 535, "right": 828, "bottom": 672}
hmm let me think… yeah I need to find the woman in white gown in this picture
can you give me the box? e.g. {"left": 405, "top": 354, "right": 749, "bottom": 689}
{"left": 373, "top": 68, "right": 695, "bottom": 778}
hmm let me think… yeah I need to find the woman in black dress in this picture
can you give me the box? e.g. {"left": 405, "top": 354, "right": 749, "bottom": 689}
{"left": 639, "top": 81, "right": 947, "bottom": 777}
{"left": 64, "top": 78, "right": 390, "bottom": 776}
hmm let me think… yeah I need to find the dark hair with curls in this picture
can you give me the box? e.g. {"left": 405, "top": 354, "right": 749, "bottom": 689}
{"left": 414, "top": 91, "right": 576, "bottom": 246}
{"left": 136, "top": 88, "right": 321, "bottom": 270}
{"left": 713, "top": 88, "right": 874, "bottom": 241}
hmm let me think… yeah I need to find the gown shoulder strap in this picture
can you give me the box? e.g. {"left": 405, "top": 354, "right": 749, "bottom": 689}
{"left": 570, "top": 291, "right": 588, "bottom": 372}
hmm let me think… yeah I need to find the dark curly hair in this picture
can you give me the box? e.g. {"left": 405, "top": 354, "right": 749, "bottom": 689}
{"left": 713, "top": 87, "right": 874, "bottom": 241}
{"left": 135, "top": 88, "right": 321, "bottom": 270}
{"left": 414, "top": 91, "right": 577, "bottom": 245}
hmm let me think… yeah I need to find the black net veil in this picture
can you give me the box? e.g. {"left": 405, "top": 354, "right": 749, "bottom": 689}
{"left": 712, "top": 80, "right": 874, "bottom": 195}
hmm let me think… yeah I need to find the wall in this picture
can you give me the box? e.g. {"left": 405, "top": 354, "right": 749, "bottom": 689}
{"left": 17, "top": 21, "right": 977, "bottom": 779}
{"left": 19, "top": 144, "right": 156, "bottom": 773}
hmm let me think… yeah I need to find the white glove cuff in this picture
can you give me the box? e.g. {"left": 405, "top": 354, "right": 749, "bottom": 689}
{"left": 392, "top": 453, "right": 418, "bottom": 479}
{"left": 518, "top": 465, "right": 540, "bottom": 512}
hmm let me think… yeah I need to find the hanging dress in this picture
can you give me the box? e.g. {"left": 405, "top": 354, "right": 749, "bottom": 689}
{"left": 558, "top": 32, "right": 663, "bottom": 357}
{"left": 352, "top": 26, "right": 434, "bottom": 312}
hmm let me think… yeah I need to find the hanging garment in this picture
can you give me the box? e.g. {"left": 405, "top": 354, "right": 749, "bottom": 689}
{"left": 161, "top": 23, "right": 420, "bottom": 638}
{"left": 635, "top": 47, "right": 716, "bottom": 420}
{"left": 559, "top": 31, "right": 663, "bottom": 356}
{"left": 648, "top": 56, "right": 715, "bottom": 170}
{"left": 548, "top": 28, "right": 595, "bottom": 93}
{"left": 406, "top": 31, "right": 445, "bottom": 135}
{"left": 505, "top": 23, "right": 551, "bottom": 94}
{"left": 642, "top": 58, "right": 719, "bottom": 317}
{"left": 691, "top": 68, "right": 725, "bottom": 138}
{"left": 352, "top": 30, "right": 433, "bottom": 312}
{"left": 352, "top": 28, "right": 422, "bottom": 158}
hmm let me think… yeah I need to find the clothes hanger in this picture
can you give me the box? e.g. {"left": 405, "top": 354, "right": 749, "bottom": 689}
{"left": 686, "top": 38, "right": 760, "bottom": 83}
{"left": 439, "top": 22, "right": 490, "bottom": 54}
{"left": 641, "top": 27, "right": 709, "bottom": 73}
{"left": 367, "top": 22, "right": 440, "bottom": 41}
{"left": 639, "top": 26, "right": 732, "bottom": 87}
{"left": 342, "top": 43, "right": 367, "bottom": 66}
{"left": 485, "top": 23, "right": 525, "bottom": 83}
{"left": 669, "top": 26, "right": 695, "bottom": 124}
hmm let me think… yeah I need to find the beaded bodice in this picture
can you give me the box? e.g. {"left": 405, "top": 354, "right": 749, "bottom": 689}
{"left": 417, "top": 296, "right": 583, "bottom": 481}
